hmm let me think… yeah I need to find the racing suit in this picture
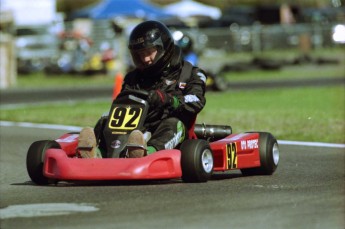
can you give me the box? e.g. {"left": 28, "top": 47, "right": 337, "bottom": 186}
{"left": 121, "top": 54, "right": 207, "bottom": 151}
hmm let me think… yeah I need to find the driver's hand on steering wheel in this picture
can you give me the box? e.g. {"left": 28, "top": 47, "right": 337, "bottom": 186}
{"left": 147, "top": 90, "right": 173, "bottom": 108}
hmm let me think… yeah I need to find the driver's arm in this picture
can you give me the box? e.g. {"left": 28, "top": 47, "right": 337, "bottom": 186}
{"left": 173, "top": 68, "right": 207, "bottom": 116}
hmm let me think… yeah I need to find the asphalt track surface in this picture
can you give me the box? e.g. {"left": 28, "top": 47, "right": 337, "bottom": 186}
{"left": 0, "top": 125, "right": 344, "bottom": 229}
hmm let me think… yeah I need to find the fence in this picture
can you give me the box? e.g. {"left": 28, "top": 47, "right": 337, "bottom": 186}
{"left": 181, "top": 22, "right": 341, "bottom": 54}
{"left": 66, "top": 20, "right": 341, "bottom": 55}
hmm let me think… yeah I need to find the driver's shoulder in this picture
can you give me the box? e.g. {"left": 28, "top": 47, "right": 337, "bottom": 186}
{"left": 124, "top": 70, "right": 139, "bottom": 85}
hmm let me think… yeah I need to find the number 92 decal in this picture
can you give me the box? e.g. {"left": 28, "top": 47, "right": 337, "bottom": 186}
{"left": 226, "top": 142, "right": 237, "bottom": 169}
{"left": 108, "top": 106, "right": 143, "bottom": 131}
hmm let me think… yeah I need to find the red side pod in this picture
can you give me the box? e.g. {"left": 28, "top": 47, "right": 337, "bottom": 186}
{"left": 210, "top": 133, "right": 261, "bottom": 171}
{"left": 43, "top": 149, "right": 182, "bottom": 181}
{"left": 55, "top": 133, "right": 79, "bottom": 157}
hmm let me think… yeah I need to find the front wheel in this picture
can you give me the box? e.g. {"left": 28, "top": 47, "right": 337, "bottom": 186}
{"left": 180, "top": 139, "right": 214, "bottom": 183}
{"left": 241, "top": 132, "right": 279, "bottom": 176}
{"left": 26, "top": 140, "right": 61, "bottom": 185}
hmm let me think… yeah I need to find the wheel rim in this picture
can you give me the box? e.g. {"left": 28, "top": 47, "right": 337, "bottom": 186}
{"left": 272, "top": 142, "right": 279, "bottom": 166}
{"left": 201, "top": 149, "right": 213, "bottom": 173}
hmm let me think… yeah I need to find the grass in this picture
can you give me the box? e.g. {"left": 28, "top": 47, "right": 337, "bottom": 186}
{"left": 14, "top": 73, "right": 114, "bottom": 89}
{"left": 222, "top": 63, "right": 345, "bottom": 82}
{"left": 1, "top": 86, "right": 344, "bottom": 143}
{"left": 198, "top": 86, "right": 345, "bottom": 143}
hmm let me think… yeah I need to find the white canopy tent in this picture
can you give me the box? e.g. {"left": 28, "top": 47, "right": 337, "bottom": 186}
{"left": 163, "top": 0, "right": 222, "bottom": 20}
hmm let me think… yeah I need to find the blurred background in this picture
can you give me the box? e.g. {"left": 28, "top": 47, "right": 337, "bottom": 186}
{"left": 0, "top": 0, "right": 344, "bottom": 89}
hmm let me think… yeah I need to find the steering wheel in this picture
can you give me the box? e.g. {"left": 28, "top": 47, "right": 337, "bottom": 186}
{"left": 117, "top": 89, "right": 149, "bottom": 100}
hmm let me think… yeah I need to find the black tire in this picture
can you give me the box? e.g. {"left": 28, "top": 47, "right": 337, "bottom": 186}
{"left": 241, "top": 132, "right": 279, "bottom": 176}
{"left": 209, "top": 73, "right": 228, "bottom": 91}
{"left": 180, "top": 139, "right": 214, "bottom": 183}
{"left": 213, "top": 76, "right": 228, "bottom": 91}
{"left": 26, "top": 140, "right": 61, "bottom": 185}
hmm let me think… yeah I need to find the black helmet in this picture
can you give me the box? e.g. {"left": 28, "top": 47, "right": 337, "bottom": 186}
{"left": 173, "top": 31, "right": 193, "bottom": 55}
{"left": 128, "top": 20, "right": 175, "bottom": 75}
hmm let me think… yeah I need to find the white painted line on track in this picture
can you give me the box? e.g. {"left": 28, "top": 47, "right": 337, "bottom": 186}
{"left": 1, "top": 121, "right": 344, "bottom": 148}
{"left": 0, "top": 120, "right": 82, "bottom": 132}
{"left": 278, "top": 140, "right": 345, "bottom": 149}
{"left": 0, "top": 203, "right": 99, "bottom": 219}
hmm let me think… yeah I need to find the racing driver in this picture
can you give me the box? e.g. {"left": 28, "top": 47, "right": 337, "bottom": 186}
{"left": 78, "top": 20, "right": 207, "bottom": 158}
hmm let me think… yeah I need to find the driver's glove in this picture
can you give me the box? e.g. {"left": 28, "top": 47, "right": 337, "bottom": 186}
{"left": 147, "top": 90, "right": 179, "bottom": 109}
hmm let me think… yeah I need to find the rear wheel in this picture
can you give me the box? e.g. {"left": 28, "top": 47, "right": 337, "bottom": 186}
{"left": 207, "top": 72, "right": 228, "bottom": 91}
{"left": 241, "top": 132, "right": 279, "bottom": 176}
{"left": 26, "top": 140, "right": 61, "bottom": 185}
{"left": 180, "top": 140, "right": 213, "bottom": 183}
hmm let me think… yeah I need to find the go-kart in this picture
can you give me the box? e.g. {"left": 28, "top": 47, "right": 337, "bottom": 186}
{"left": 26, "top": 90, "right": 280, "bottom": 185}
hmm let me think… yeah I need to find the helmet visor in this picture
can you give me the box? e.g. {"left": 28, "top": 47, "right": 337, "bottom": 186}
{"left": 130, "top": 46, "right": 164, "bottom": 70}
